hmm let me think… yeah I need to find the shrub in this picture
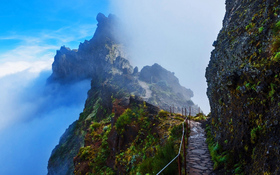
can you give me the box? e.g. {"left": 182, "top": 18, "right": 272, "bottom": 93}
{"left": 170, "top": 124, "right": 183, "bottom": 140}
{"left": 115, "top": 109, "right": 132, "bottom": 134}
{"left": 79, "top": 146, "right": 92, "bottom": 160}
{"left": 258, "top": 26, "right": 264, "bottom": 33}
{"left": 246, "top": 23, "right": 254, "bottom": 30}
{"left": 190, "top": 113, "right": 207, "bottom": 121}
{"left": 158, "top": 110, "right": 169, "bottom": 118}
{"left": 250, "top": 126, "right": 262, "bottom": 144}
{"left": 138, "top": 141, "right": 178, "bottom": 174}
{"left": 90, "top": 122, "right": 101, "bottom": 131}
{"left": 274, "top": 52, "right": 280, "bottom": 62}
{"left": 273, "top": 21, "right": 280, "bottom": 34}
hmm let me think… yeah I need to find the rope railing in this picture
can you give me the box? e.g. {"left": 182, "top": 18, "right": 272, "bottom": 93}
{"left": 156, "top": 107, "right": 191, "bottom": 175}
{"left": 156, "top": 121, "right": 185, "bottom": 175}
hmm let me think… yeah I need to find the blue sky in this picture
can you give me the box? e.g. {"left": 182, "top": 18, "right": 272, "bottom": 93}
{"left": 0, "top": 0, "right": 110, "bottom": 76}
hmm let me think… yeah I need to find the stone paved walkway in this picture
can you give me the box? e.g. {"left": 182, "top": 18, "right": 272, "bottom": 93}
{"left": 186, "top": 121, "right": 214, "bottom": 175}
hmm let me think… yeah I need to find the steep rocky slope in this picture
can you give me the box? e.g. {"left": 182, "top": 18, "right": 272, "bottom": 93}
{"left": 206, "top": 1, "right": 280, "bottom": 174}
{"left": 47, "top": 13, "right": 198, "bottom": 175}
{"left": 73, "top": 95, "right": 186, "bottom": 174}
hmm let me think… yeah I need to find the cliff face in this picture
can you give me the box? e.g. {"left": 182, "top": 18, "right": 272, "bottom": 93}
{"left": 206, "top": 0, "right": 280, "bottom": 174}
{"left": 48, "top": 13, "right": 198, "bottom": 175}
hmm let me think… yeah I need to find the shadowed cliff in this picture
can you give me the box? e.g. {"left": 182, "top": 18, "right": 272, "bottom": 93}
{"left": 206, "top": 1, "right": 280, "bottom": 174}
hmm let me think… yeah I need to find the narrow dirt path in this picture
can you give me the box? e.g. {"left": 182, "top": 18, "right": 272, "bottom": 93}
{"left": 138, "top": 80, "right": 152, "bottom": 99}
{"left": 186, "top": 121, "right": 214, "bottom": 175}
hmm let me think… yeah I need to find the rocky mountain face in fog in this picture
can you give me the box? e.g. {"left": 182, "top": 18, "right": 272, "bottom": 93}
{"left": 139, "top": 63, "right": 195, "bottom": 112}
{"left": 49, "top": 13, "right": 131, "bottom": 82}
{"left": 206, "top": 1, "right": 280, "bottom": 174}
{"left": 47, "top": 13, "right": 199, "bottom": 175}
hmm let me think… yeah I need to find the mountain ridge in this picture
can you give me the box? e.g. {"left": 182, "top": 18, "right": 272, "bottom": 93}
{"left": 47, "top": 13, "right": 199, "bottom": 175}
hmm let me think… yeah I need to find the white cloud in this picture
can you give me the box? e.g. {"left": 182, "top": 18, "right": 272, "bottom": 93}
{"left": 0, "top": 22, "right": 97, "bottom": 130}
{"left": 0, "top": 60, "right": 53, "bottom": 78}
{"left": 0, "top": 23, "right": 97, "bottom": 77}
{"left": 39, "top": 24, "right": 96, "bottom": 44}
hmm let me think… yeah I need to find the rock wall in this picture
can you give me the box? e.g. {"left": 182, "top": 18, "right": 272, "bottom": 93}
{"left": 206, "top": 0, "right": 280, "bottom": 174}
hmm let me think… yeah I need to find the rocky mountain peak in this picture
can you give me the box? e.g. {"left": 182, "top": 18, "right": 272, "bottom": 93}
{"left": 92, "top": 13, "right": 120, "bottom": 45}
{"left": 140, "top": 63, "right": 193, "bottom": 100}
{"left": 49, "top": 13, "right": 129, "bottom": 82}
{"left": 96, "top": 13, "right": 107, "bottom": 23}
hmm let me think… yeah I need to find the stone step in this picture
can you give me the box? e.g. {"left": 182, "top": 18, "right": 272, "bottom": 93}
{"left": 186, "top": 121, "right": 214, "bottom": 175}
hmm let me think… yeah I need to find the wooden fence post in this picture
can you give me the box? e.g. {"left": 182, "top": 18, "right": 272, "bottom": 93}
{"left": 183, "top": 130, "right": 186, "bottom": 175}
{"left": 178, "top": 155, "right": 181, "bottom": 175}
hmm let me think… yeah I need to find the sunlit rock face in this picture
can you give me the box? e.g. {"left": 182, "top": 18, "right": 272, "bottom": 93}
{"left": 206, "top": 1, "right": 280, "bottom": 174}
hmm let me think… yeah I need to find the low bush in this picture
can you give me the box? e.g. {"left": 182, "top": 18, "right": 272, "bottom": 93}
{"left": 158, "top": 110, "right": 169, "bottom": 118}
{"left": 115, "top": 108, "right": 132, "bottom": 133}
{"left": 138, "top": 141, "right": 178, "bottom": 175}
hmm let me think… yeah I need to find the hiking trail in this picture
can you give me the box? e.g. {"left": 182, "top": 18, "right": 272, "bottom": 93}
{"left": 186, "top": 121, "right": 214, "bottom": 175}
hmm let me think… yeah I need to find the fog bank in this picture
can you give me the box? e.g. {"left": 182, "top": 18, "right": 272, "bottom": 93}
{"left": 0, "top": 71, "right": 90, "bottom": 175}
{"left": 110, "top": 0, "right": 225, "bottom": 113}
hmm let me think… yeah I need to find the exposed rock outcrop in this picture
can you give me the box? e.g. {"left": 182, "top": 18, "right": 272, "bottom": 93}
{"left": 206, "top": 1, "right": 280, "bottom": 174}
{"left": 140, "top": 63, "right": 196, "bottom": 113}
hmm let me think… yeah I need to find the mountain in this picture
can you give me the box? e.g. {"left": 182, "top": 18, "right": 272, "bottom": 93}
{"left": 206, "top": 1, "right": 280, "bottom": 174}
{"left": 48, "top": 13, "right": 130, "bottom": 82}
{"left": 47, "top": 13, "right": 198, "bottom": 175}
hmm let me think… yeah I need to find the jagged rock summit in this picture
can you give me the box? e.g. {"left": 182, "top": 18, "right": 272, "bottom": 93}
{"left": 47, "top": 13, "right": 199, "bottom": 175}
{"left": 49, "top": 13, "right": 130, "bottom": 82}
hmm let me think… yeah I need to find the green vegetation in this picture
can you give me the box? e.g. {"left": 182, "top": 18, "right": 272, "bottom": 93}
{"left": 206, "top": 124, "right": 236, "bottom": 172}
{"left": 138, "top": 140, "right": 177, "bottom": 174}
{"left": 74, "top": 123, "right": 113, "bottom": 174}
{"left": 274, "top": 51, "right": 280, "bottom": 61}
{"left": 245, "top": 23, "right": 255, "bottom": 30}
{"left": 273, "top": 20, "right": 280, "bottom": 34}
{"left": 74, "top": 100, "right": 186, "bottom": 175}
{"left": 115, "top": 108, "right": 133, "bottom": 134}
{"left": 258, "top": 26, "right": 264, "bottom": 33}
{"left": 250, "top": 125, "right": 264, "bottom": 144}
{"left": 158, "top": 109, "right": 169, "bottom": 118}
{"left": 189, "top": 113, "right": 207, "bottom": 122}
